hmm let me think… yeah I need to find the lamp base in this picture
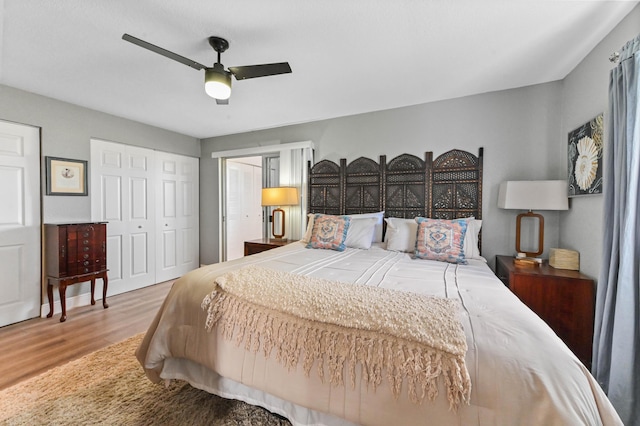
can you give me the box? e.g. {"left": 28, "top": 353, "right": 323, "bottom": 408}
{"left": 271, "top": 208, "right": 286, "bottom": 239}
{"left": 515, "top": 211, "right": 544, "bottom": 257}
{"left": 514, "top": 257, "right": 542, "bottom": 267}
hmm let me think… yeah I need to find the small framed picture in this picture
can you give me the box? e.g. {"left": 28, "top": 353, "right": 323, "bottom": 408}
{"left": 45, "top": 156, "right": 88, "bottom": 196}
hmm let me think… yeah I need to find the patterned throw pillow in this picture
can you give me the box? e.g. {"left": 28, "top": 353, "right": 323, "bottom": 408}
{"left": 414, "top": 218, "right": 468, "bottom": 264}
{"left": 306, "top": 214, "right": 351, "bottom": 251}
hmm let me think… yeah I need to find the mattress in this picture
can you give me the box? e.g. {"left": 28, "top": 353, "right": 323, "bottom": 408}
{"left": 136, "top": 242, "right": 622, "bottom": 425}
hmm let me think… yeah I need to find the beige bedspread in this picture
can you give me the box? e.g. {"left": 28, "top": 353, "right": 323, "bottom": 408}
{"left": 137, "top": 242, "right": 622, "bottom": 426}
{"left": 202, "top": 265, "right": 470, "bottom": 409}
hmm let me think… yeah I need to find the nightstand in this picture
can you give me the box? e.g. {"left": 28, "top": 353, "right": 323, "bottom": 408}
{"left": 244, "top": 238, "right": 295, "bottom": 256}
{"left": 495, "top": 255, "right": 595, "bottom": 367}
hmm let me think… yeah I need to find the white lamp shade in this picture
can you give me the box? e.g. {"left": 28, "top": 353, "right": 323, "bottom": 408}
{"left": 205, "top": 66, "right": 232, "bottom": 99}
{"left": 261, "top": 187, "right": 299, "bottom": 206}
{"left": 498, "top": 180, "right": 568, "bottom": 211}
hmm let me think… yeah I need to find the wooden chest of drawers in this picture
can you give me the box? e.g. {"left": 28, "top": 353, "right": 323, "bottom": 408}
{"left": 45, "top": 222, "right": 108, "bottom": 322}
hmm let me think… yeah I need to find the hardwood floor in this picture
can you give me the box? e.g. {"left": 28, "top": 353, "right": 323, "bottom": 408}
{"left": 0, "top": 280, "right": 174, "bottom": 390}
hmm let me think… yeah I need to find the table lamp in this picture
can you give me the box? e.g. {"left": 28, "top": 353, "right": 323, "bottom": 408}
{"left": 261, "top": 187, "right": 299, "bottom": 239}
{"left": 498, "top": 180, "right": 568, "bottom": 257}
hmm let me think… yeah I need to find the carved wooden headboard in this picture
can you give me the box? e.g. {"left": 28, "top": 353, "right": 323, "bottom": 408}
{"left": 308, "top": 147, "right": 483, "bottom": 221}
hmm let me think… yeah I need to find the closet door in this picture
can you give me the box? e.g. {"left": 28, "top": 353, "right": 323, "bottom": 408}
{"left": 91, "top": 139, "right": 156, "bottom": 294}
{"left": 155, "top": 152, "right": 199, "bottom": 282}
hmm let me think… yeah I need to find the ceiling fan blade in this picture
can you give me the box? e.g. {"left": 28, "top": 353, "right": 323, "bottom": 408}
{"left": 122, "top": 34, "right": 207, "bottom": 71}
{"left": 215, "top": 98, "right": 229, "bottom": 105}
{"left": 228, "top": 62, "right": 292, "bottom": 80}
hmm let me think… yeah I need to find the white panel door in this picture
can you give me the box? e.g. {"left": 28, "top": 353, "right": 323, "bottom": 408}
{"left": 226, "top": 159, "right": 263, "bottom": 261}
{"left": 91, "top": 140, "right": 155, "bottom": 294}
{"left": 0, "top": 120, "right": 40, "bottom": 327}
{"left": 155, "top": 151, "right": 199, "bottom": 282}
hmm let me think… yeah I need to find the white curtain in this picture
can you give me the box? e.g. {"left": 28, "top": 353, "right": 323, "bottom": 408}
{"left": 279, "top": 146, "right": 314, "bottom": 240}
{"left": 592, "top": 33, "right": 640, "bottom": 426}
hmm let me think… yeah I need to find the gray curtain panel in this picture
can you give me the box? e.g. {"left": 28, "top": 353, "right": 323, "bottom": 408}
{"left": 593, "top": 33, "right": 640, "bottom": 426}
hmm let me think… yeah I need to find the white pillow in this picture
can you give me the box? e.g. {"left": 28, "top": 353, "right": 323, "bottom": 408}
{"left": 344, "top": 217, "right": 378, "bottom": 249}
{"left": 303, "top": 211, "right": 385, "bottom": 244}
{"left": 347, "top": 211, "right": 385, "bottom": 243}
{"left": 463, "top": 218, "right": 482, "bottom": 260}
{"left": 384, "top": 217, "right": 418, "bottom": 252}
{"left": 302, "top": 213, "right": 316, "bottom": 243}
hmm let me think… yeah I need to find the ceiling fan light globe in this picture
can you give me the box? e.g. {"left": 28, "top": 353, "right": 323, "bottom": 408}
{"left": 204, "top": 68, "right": 232, "bottom": 99}
{"left": 205, "top": 81, "right": 231, "bottom": 99}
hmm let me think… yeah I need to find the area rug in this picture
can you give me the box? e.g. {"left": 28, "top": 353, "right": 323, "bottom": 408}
{"left": 0, "top": 333, "right": 291, "bottom": 425}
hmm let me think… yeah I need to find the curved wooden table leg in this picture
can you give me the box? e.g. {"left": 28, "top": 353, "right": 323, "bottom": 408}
{"left": 102, "top": 273, "right": 109, "bottom": 309}
{"left": 90, "top": 277, "right": 96, "bottom": 306}
{"left": 58, "top": 282, "right": 68, "bottom": 322}
{"left": 46, "top": 278, "right": 54, "bottom": 318}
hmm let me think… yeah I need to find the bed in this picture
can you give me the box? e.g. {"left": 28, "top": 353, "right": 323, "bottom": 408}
{"left": 136, "top": 149, "right": 622, "bottom": 425}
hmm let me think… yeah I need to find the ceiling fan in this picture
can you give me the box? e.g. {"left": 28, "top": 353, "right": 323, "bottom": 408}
{"left": 122, "top": 33, "right": 292, "bottom": 105}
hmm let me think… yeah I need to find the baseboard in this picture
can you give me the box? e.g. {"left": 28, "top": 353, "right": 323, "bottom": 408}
{"left": 40, "top": 292, "right": 100, "bottom": 318}
{"left": 39, "top": 281, "right": 166, "bottom": 318}
{"left": 39, "top": 285, "right": 128, "bottom": 318}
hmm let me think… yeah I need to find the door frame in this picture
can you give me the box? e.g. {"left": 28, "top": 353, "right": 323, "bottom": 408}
{"left": 224, "top": 156, "right": 263, "bottom": 261}
{"left": 212, "top": 141, "right": 314, "bottom": 262}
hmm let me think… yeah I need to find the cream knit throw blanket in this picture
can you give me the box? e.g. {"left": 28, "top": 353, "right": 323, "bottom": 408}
{"left": 201, "top": 265, "right": 471, "bottom": 409}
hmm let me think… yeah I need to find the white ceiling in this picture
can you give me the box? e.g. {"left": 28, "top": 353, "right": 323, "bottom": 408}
{"left": 1, "top": 1, "right": 637, "bottom": 139}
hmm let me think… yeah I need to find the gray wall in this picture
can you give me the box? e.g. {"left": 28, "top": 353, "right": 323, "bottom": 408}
{"left": 0, "top": 84, "right": 200, "bottom": 224}
{"left": 201, "top": 82, "right": 565, "bottom": 267}
{"left": 558, "top": 5, "right": 640, "bottom": 280}
{"left": 202, "top": 4, "right": 640, "bottom": 282}
{"left": 0, "top": 84, "right": 200, "bottom": 302}
{"left": 4, "top": 1, "right": 636, "bottom": 297}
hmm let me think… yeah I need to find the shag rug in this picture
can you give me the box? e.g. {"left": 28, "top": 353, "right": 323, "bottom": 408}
{"left": 0, "top": 334, "right": 291, "bottom": 426}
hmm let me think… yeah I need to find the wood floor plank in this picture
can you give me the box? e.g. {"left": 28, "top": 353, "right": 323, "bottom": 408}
{"left": 0, "top": 280, "right": 174, "bottom": 390}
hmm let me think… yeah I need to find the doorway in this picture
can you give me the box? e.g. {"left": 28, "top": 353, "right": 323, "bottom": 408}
{"left": 212, "top": 141, "right": 314, "bottom": 263}
{"left": 225, "top": 156, "right": 264, "bottom": 261}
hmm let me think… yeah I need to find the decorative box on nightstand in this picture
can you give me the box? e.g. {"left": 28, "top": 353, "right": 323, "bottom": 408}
{"left": 244, "top": 238, "right": 296, "bottom": 256}
{"left": 495, "top": 255, "right": 595, "bottom": 368}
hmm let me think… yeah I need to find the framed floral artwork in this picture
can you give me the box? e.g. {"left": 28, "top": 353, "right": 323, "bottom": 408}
{"left": 568, "top": 114, "right": 603, "bottom": 197}
{"left": 45, "top": 156, "right": 88, "bottom": 196}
